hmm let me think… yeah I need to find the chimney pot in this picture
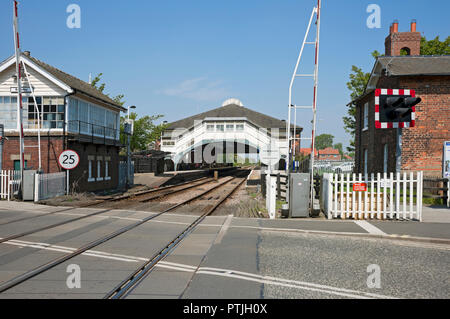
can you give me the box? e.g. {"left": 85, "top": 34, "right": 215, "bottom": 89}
{"left": 411, "top": 19, "right": 417, "bottom": 32}
{"left": 392, "top": 20, "right": 399, "bottom": 33}
{"left": 23, "top": 51, "right": 31, "bottom": 57}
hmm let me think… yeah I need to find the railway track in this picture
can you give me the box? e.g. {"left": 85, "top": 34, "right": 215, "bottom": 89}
{"left": 0, "top": 176, "right": 213, "bottom": 227}
{"left": 105, "top": 175, "right": 248, "bottom": 299}
{"left": 0, "top": 171, "right": 249, "bottom": 294}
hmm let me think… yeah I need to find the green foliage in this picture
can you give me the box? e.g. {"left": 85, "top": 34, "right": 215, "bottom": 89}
{"left": 90, "top": 73, "right": 168, "bottom": 152}
{"left": 333, "top": 143, "right": 344, "bottom": 156}
{"left": 371, "top": 50, "right": 384, "bottom": 59}
{"left": 421, "top": 36, "right": 450, "bottom": 55}
{"left": 121, "top": 113, "right": 169, "bottom": 152}
{"left": 344, "top": 51, "right": 380, "bottom": 153}
{"left": 315, "top": 134, "right": 334, "bottom": 150}
{"left": 90, "top": 73, "right": 125, "bottom": 106}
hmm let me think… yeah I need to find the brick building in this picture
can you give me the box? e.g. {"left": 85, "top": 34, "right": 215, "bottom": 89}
{"left": 0, "top": 52, "right": 126, "bottom": 192}
{"left": 318, "top": 148, "right": 341, "bottom": 161}
{"left": 350, "top": 21, "right": 450, "bottom": 178}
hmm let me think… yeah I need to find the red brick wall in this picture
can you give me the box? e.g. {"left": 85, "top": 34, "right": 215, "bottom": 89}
{"left": 385, "top": 31, "right": 421, "bottom": 56}
{"left": 1, "top": 135, "right": 64, "bottom": 173}
{"left": 355, "top": 75, "right": 450, "bottom": 177}
{"left": 1, "top": 134, "right": 121, "bottom": 192}
{"left": 399, "top": 76, "right": 450, "bottom": 177}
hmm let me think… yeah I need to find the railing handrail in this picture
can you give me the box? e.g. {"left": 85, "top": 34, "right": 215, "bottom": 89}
{"left": 67, "top": 120, "right": 119, "bottom": 140}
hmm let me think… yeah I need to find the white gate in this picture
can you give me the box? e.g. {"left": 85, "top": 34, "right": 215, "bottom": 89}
{"left": 0, "top": 170, "right": 20, "bottom": 201}
{"left": 35, "top": 172, "right": 67, "bottom": 202}
{"left": 324, "top": 172, "right": 423, "bottom": 222}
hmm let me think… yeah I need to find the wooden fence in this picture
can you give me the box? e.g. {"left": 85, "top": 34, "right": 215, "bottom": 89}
{"left": 324, "top": 172, "right": 424, "bottom": 221}
{"left": 0, "top": 170, "right": 20, "bottom": 200}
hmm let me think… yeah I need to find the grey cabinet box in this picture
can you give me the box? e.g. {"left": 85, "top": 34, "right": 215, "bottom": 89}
{"left": 289, "top": 173, "right": 311, "bottom": 218}
{"left": 23, "top": 170, "right": 36, "bottom": 201}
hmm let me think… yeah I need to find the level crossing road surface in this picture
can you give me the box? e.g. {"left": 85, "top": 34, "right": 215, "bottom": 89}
{"left": 0, "top": 202, "right": 448, "bottom": 299}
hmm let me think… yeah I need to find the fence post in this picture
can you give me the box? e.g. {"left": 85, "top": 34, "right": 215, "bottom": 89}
{"left": 277, "top": 173, "right": 281, "bottom": 201}
{"left": 327, "top": 174, "right": 333, "bottom": 220}
{"left": 7, "top": 170, "right": 11, "bottom": 201}
{"left": 446, "top": 178, "right": 450, "bottom": 208}
{"left": 419, "top": 172, "right": 424, "bottom": 222}
{"left": 34, "top": 172, "right": 39, "bottom": 202}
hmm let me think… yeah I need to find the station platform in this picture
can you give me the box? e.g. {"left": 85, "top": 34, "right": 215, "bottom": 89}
{"left": 134, "top": 167, "right": 239, "bottom": 189}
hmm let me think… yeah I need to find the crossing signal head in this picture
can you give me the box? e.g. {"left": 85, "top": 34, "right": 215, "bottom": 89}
{"left": 375, "top": 89, "right": 421, "bottom": 128}
{"left": 385, "top": 97, "right": 422, "bottom": 120}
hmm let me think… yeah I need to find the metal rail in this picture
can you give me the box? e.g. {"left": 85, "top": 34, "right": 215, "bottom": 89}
{"left": 85, "top": 177, "right": 212, "bottom": 206}
{"left": 0, "top": 175, "right": 242, "bottom": 293}
{"left": 105, "top": 176, "right": 248, "bottom": 299}
{"left": 0, "top": 177, "right": 211, "bottom": 227}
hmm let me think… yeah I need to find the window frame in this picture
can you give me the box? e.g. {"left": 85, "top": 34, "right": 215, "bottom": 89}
{"left": 88, "top": 158, "right": 95, "bottom": 182}
{"left": 96, "top": 158, "right": 104, "bottom": 182}
{"left": 216, "top": 124, "right": 225, "bottom": 132}
{"left": 206, "top": 124, "right": 215, "bottom": 132}
{"left": 363, "top": 103, "right": 369, "bottom": 131}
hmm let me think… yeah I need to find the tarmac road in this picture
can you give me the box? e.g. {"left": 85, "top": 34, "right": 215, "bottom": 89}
{"left": 0, "top": 202, "right": 448, "bottom": 299}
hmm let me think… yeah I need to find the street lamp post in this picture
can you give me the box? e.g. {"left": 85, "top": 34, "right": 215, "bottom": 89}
{"left": 126, "top": 105, "right": 136, "bottom": 189}
{"left": 160, "top": 121, "right": 168, "bottom": 151}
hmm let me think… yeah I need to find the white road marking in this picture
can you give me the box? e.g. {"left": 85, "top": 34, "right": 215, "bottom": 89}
{"left": 214, "top": 215, "right": 233, "bottom": 245}
{"left": 234, "top": 225, "right": 365, "bottom": 236}
{"left": 0, "top": 238, "right": 423, "bottom": 299}
{"left": 354, "top": 221, "right": 387, "bottom": 235}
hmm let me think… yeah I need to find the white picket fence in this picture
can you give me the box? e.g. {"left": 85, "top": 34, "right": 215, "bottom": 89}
{"left": 324, "top": 172, "right": 423, "bottom": 222}
{"left": 0, "top": 170, "right": 21, "bottom": 201}
{"left": 35, "top": 172, "right": 67, "bottom": 202}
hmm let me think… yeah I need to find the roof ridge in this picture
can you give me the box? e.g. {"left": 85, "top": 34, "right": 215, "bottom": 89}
{"left": 21, "top": 54, "right": 124, "bottom": 109}
{"left": 28, "top": 55, "right": 97, "bottom": 90}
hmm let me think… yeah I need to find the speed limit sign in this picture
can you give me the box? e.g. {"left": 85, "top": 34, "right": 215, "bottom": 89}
{"left": 58, "top": 150, "right": 80, "bottom": 170}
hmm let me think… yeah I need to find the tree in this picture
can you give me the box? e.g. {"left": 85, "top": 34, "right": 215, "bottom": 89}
{"left": 90, "top": 73, "right": 168, "bottom": 152}
{"left": 421, "top": 36, "right": 450, "bottom": 55}
{"left": 343, "top": 51, "right": 380, "bottom": 153}
{"left": 315, "top": 134, "right": 334, "bottom": 150}
{"left": 91, "top": 73, "right": 125, "bottom": 106}
{"left": 120, "top": 112, "right": 168, "bottom": 153}
{"left": 334, "top": 143, "right": 344, "bottom": 156}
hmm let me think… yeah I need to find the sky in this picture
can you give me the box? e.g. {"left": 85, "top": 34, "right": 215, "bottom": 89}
{"left": 0, "top": 0, "right": 449, "bottom": 150}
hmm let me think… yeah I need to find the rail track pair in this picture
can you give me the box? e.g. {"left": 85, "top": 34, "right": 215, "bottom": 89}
{"left": 0, "top": 170, "right": 249, "bottom": 297}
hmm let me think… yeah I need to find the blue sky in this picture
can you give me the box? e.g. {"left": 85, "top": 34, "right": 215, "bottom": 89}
{"left": 0, "top": 0, "right": 449, "bottom": 149}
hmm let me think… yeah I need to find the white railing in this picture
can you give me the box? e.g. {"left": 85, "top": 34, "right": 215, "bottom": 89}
{"left": 0, "top": 170, "right": 20, "bottom": 201}
{"left": 324, "top": 172, "right": 423, "bottom": 222}
{"left": 35, "top": 172, "right": 67, "bottom": 202}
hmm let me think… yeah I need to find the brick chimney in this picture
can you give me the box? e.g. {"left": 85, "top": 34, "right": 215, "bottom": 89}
{"left": 385, "top": 20, "right": 421, "bottom": 56}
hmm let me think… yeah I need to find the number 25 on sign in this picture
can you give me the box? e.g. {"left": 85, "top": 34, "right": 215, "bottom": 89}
{"left": 58, "top": 150, "right": 80, "bottom": 170}
{"left": 353, "top": 183, "right": 368, "bottom": 192}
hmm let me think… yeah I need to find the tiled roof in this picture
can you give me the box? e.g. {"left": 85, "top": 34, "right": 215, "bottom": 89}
{"left": 0, "top": 53, "right": 126, "bottom": 111}
{"left": 167, "top": 103, "right": 300, "bottom": 131}
{"left": 318, "top": 148, "right": 340, "bottom": 155}
{"left": 377, "top": 55, "right": 450, "bottom": 76}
